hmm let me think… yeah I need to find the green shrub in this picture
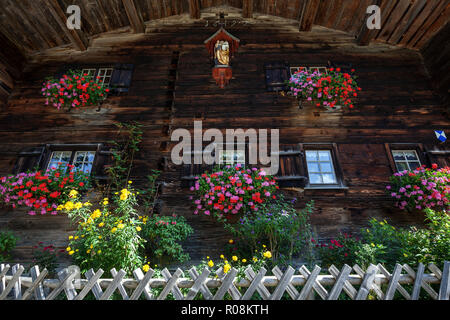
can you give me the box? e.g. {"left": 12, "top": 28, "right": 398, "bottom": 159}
{"left": 224, "top": 197, "right": 314, "bottom": 266}
{"left": 0, "top": 230, "right": 18, "bottom": 262}
{"left": 63, "top": 185, "right": 145, "bottom": 275}
{"left": 141, "top": 214, "right": 194, "bottom": 265}
{"left": 31, "top": 242, "right": 61, "bottom": 275}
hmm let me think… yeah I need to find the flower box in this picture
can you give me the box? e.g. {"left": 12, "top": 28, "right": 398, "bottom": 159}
{"left": 287, "top": 67, "right": 361, "bottom": 110}
{"left": 41, "top": 70, "right": 110, "bottom": 112}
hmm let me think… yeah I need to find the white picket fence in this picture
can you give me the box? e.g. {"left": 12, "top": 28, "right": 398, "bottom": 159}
{"left": 1, "top": 261, "right": 449, "bottom": 300}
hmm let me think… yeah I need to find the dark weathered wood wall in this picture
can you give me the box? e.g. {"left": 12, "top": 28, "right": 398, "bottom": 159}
{"left": 421, "top": 21, "right": 450, "bottom": 115}
{"left": 0, "top": 16, "right": 448, "bottom": 264}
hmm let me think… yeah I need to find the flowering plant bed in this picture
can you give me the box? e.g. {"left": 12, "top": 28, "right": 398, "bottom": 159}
{"left": 191, "top": 165, "right": 278, "bottom": 221}
{"left": 41, "top": 70, "right": 109, "bottom": 111}
{"left": 386, "top": 164, "right": 449, "bottom": 212}
{"left": 0, "top": 165, "right": 90, "bottom": 215}
{"left": 287, "top": 67, "right": 360, "bottom": 109}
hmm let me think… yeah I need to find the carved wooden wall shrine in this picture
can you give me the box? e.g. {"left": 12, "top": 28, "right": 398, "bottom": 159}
{"left": 204, "top": 27, "right": 240, "bottom": 88}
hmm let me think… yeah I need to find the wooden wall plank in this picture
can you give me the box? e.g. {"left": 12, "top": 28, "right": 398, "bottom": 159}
{"left": 122, "top": 0, "right": 146, "bottom": 33}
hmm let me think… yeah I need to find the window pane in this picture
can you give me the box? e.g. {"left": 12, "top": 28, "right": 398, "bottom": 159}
{"left": 309, "top": 173, "right": 322, "bottom": 184}
{"left": 72, "top": 151, "right": 95, "bottom": 175}
{"left": 318, "top": 151, "right": 331, "bottom": 161}
{"left": 409, "top": 162, "right": 421, "bottom": 170}
{"left": 396, "top": 162, "right": 408, "bottom": 172}
{"left": 392, "top": 151, "right": 405, "bottom": 161}
{"left": 47, "top": 151, "right": 71, "bottom": 171}
{"left": 306, "top": 151, "right": 318, "bottom": 161}
{"left": 405, "top": 151, "right": 418, "bottom": 161}
{"left": 323, "top": 173, "right": 337, "bottom": 184}
{"left": 307, "top": 162, "right": 320, "bottom": 173}
{"left": 320, "top": 162, "right": 333, "bottom": 173}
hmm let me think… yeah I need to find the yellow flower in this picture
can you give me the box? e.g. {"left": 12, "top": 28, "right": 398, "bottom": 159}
{"left": 263, "top": 251, "right": 272, "bottom": 259}
{"left": 136, "top": 226, "right": 142, "bottom": 232}
{"left": 366, "top": 229, "right": 370, "bottom": 233}
{"left": 90, "top": 244, "right": 93, "bottom": 249}
{"left": 57, "top": 205, "right": 63, "bottom": 211}
{"left": 371, "top": 243, "right": 375, "bottom": 247}
{"left": 253, "top": 257, "right": 258, "bottom": 262}
{"left": 206, "top": 256, "right": 210, "bottom": 259}
{"left": 119, "top": 189, "right": 131, "bottom": 201}
{"left": 92, "top": 209, "right": 101, "bottom": 219}
{"left": 128, "top": 181, "right": 133, "bottom": 184}
{"left": 111, "top": 227, "right": 117, "bottom": 233}
{"left": 262, "top": 244, "right": 266, "bottom": 248}
{"left": 68, "top": 250, "right": 75, "bottom": 255}
{"left": 403, "top": 253, "right": 408, "bottom": 257}
{"left": 223, "top": 264, "right": 231, "bottom": 273}
{"left": 142, "top": 264, "right": 150, "bottom": 272}
{"left": 103, "top": 201, "right": 109, "bottom": 206}
{"left": 97, "top": 250, "right": 101, "bottom": 254}
{"left": 98, "top": 235, "right": 102, "bottom": 239}
{"left": 69, "top": 190, "right": 78, "bottom": 198}
{"left": 228, "top": 239, "right": 234, "bottom": 244}
{"left": 242, "top": 259, "right": 247, "bottom": 263}
{"left": 74, "top": 236, "right": 79, "bottom": 240}
{"left": 208, "top": 260, "right": 214, "bottom": 268}
{"left": 83, "top": 202, "right": 92, "bottom": 207}
{"left": 232, "top": 256, "right": 238, "bottom": 262}
{"left": 74, "top": 202, "right": 83, "bottom": 210}
{"left": 68, "top": 236, "right": 73, "bottom": 240}
{"left": 66, "top": 246, "right": 71, "bottom": 252}
{"left": 86, "top": 250, "right": 91, "bottom": 254}
{"left": 64, "top": 201, "right": 74, "bottom": 211}
{"left": 103, "top": 198, "right": 109, "bottom": 201}
{"left": 380, "top": 222, "right": 384, "bottom": 226}
{"left": 220, "top": 254, "right": 225, "bottom": 259}
{"left": 98, "top": 222, "right": 104, "bottom": 227}
{"left": 117, "top": 223, "right": 125, "bottom": 229}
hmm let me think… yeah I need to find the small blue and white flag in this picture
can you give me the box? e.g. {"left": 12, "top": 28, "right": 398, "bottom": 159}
{"left": 435, "top": 130, "right": 447, "bottom": 143}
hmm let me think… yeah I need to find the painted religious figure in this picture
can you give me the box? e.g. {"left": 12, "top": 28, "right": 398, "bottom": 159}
{"left": 214, "top": 40, "right": 230, "bottom": 66}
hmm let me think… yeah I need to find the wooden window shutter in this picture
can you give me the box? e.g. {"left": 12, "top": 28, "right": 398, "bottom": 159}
{"left": 180, "top": 152, "right": 214, "bottom": 188}
{"left": 109, "top": 64, "right": 135, "bottom": 95}
{"left": 425, "top": 147, "right": 450, "bottom": 168}
{"left": 13, "top": 146, "right": 46, "bottom": 174}
{"left": 264, "top": 61, "right": 290, "bottom": 92}
{"left": 275, "top": 144, "right": 307, "bottom": 188}
{"left": 91, "top": 144, "right": 115, "bottom": 183}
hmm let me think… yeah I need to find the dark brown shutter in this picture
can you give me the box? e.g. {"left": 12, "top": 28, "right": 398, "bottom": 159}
{"left": 180, "top": 152, "right": 214, "bottom": 188}
{"left": 275, "top": 144, "right": 307, "bottom": 188}
{"left": 426, "top": 147, "right": 450, "bottom": 168}
{"left": 264, "top": 61, "right": 290, "bottom": 92}
{"left": 13, "top": 146, "right": 46, "bottom": 174}
{"left": 92, "top": 144, "right": 114, "bottom": 184}
{"left": 109, "top": 64, "right": 134, "bottom": 95}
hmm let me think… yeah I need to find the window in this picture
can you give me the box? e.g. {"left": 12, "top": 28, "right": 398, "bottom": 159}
{"left": 47, "top": 151, "right": 72, "bottom": 171}
{"left": 392, "top": 150, "right": 422, "bottom": 171}
{"left": 290, "top": 66, "right": 328, "bottom": 77}
{"left": 219, "top": 149, "right": 245, "bottom": 165}
{"left": 81, "top": 68, "right": 114, "bottom": 87}
{"left": 46, "top": 149, "right": 97, "bottom": 175}
{"left": 305, "top": 150, "right": 338, "bottom": 184}
{"left": 97, "top": 68, "right": 114, "bottom": 87}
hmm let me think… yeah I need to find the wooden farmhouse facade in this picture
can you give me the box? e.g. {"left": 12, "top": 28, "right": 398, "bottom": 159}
{"left": 0, "top": 1, "right": 449, "bottom": 264}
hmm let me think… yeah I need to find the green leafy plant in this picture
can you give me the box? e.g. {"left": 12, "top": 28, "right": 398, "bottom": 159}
{"left": 224, "top": 197, "right": 314, "bottom": 266}
{"left": 138, "top": 170, "right": 161, "bottom": 214}
{"left": 141, "top": 214, "right": 194, "bottom": 265}
{"left": 105, "top": 122, "right": 143, "bottom": 196}
{"left": 0, "top": 231, "right": 18, "bottom": 262}
{"left": 62, "top": 184, "right": 145, "bottom": 275}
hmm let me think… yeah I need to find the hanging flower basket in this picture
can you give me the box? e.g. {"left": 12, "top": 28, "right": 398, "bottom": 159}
{"left": 41, "top": 70, "right": 109, "bottom": 111}
{"left": 287, "top": 67, "right": 361, "bottom": 110}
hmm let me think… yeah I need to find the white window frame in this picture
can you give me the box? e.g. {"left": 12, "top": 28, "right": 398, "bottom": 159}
{"left": 46, "top": 151, "right": 72, "bottom": 171}
{"left": 290, "top": 66, "right": 328, "bottom": 77}
{"left": 391, "top": 150, "right": 422, "bottom": 172}
{"left": 81, "top": 67, "right": 114, "bottom": 87}
{"left": 47, "top": 150, "right": 96, "bottom": 175}
{"left": 305, "top": 150, "right": 338, "bottom": 185}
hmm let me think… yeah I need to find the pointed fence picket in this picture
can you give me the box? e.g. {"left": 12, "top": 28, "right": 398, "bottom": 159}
{"left": 0, "top": 261, "right": 449, "bottom": 300}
